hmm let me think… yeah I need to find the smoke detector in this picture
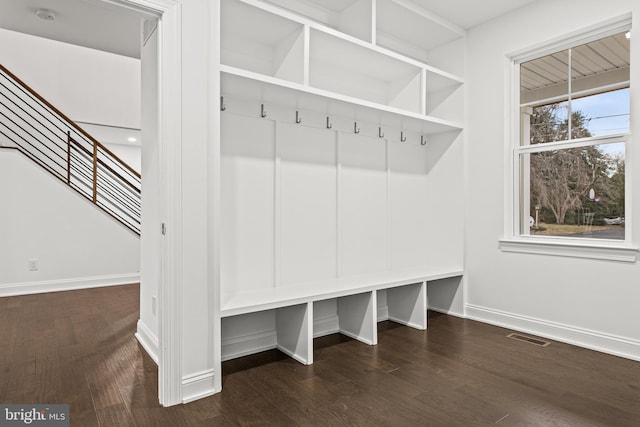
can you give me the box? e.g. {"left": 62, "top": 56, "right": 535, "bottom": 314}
{"left": 35, "top": 9, "right": 57, "bottom": 21}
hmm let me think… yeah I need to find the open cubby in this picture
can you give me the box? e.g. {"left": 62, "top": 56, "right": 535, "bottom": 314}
{"left": 375, "top": 0, "right": 464, "bottom": 65}
{"left": 221, "top": 0, "right": 305, "bottom": 83}
{"left": 309, "top": 29, "right": 422, "bottom": 113}
{"left": 263, "top": 0, "right": 373, "bottom": 42}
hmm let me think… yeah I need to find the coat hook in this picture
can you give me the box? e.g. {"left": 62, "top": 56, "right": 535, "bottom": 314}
{"left": 400, "top": 131, "right": 407, "bottom": 142}
{"left": 220, "top": 96, "right": 226, "bottom": 111}
{"left": 326, "top": 116, "right": 333, "bottom": 129}
{"left": 260, "top": 104, "right": 267, "bottom": 118}
{"left": 295, "top": 110, "right": 301, "bottom": 124}
{"left": 421, "top": 136, "right": 428, "bottom": 146}
{"left": 378, "top": 127, "right": 384, "bottom": 138}
{"left": 354, "top": 122, "right": 360, "bottom": 134}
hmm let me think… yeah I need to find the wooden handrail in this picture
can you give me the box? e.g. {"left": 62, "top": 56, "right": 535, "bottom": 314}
{"left": 0, "top": 63, "right": 141, "bottom": 179}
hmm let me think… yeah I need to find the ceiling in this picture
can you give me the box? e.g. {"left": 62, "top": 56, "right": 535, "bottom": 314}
{"left": 0, "top": 0, "right": 538, "bottom": 60}
{"left": 410, "top": 0, "right": 536, "bottom": 29}
{"left": 0, "top": 0, "right": 149, "bottom": 58}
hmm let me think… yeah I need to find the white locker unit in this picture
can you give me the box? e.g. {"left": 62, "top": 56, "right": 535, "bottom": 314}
{"left": 216, "top": 0, "right": 465, "bottom": 381}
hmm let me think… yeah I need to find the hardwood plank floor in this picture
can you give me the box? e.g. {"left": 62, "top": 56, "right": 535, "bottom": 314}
{"left": 1, "top": 284, "right": 639, "bottom": 426}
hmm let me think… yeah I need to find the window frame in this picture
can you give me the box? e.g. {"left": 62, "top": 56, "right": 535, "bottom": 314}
{"left": 500, "top": 14, "right": 638, "bottom": 262}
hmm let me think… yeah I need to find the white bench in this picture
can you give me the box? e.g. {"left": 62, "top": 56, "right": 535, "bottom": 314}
{"left": 220, "top": 269, "right": 463, "bottom": 365}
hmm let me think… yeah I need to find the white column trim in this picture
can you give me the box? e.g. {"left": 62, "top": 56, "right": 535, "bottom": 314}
{"left": 98, "top": 0, "right": 185, "bottom": 407}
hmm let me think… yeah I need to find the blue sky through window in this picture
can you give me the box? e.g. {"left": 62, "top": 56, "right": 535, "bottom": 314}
{"left": 573, "top": 88, "right": 629, "bottom": 156}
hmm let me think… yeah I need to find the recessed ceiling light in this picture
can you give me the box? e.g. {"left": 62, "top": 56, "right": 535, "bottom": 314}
{"left": 128, "top": 137, "right": 137, "bottom": 143}
{"left": 625, "top": 31, "right": 631, "bottom": 39}
{"left": 35, "top": 9, "right": 57, "bottom": 21}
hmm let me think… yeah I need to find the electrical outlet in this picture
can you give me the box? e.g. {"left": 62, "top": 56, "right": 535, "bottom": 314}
{"left": 151, "top": 296, "right": 157, "bottom": 315}
{"left": 28, "top": 258, "right": 39, "bottom": 271}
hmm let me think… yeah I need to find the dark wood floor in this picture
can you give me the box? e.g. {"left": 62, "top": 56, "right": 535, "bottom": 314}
{"left": 1, "top": 284, "right": 639, "bottom": 426}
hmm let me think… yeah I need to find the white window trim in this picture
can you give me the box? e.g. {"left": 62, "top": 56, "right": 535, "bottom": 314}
{"left": 502, "top": 14, "right": 638, "bottom": 263}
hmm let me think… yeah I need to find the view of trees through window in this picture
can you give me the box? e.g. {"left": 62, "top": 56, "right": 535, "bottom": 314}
{"left": 529, "top": 95, "right": 626, "bottom": 232}
{"left": 519, "top": 30, "right": 630, "bottom": 240}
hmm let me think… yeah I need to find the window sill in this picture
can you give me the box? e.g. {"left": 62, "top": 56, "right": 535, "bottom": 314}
{"left": 498, "top": 238, "right": 638, "bottom": 262}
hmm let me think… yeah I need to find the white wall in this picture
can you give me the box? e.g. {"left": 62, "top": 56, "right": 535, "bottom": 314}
{"left": 0, "top": 149, "right": 139, "bottom": 295}
{"left": 465, "top": 0, "right": 640, "bottom": 360}
{"left": 0, "top": 28, "right": 140, "bottom": 129}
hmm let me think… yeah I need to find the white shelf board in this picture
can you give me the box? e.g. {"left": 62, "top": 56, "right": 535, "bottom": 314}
{"left": 220, "top": 268, "right": 463, "bottom": 317}
{"left": 220, "top": 66, "right": 463, "bottom": 134}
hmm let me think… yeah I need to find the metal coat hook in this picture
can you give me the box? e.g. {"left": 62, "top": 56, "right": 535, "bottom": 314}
{"left": 295, "top": 110, "right": 301, "bottom": 124}
{"left": 354, "top": 122, "right": 360, "bottom": 134}
{"left": 421, "top": 136, "right": 428, "bottom": 146}
{"left": 220, "top": 96, "right": 226, "bottom": 111}
{"left": 326, "top": 116, "right": 333, "bottom": 129}
{"left": 260, "top": 104, "right": 267, "bottom": 118}
{"left": 378, "top": 127, "right": 384, "bottom": 138}
{"left": 400, "top": 131, "right": 407, "bottom": 142}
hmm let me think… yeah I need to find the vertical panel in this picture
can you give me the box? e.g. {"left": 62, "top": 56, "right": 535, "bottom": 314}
{"left": 389, "top": 142, "right": 429, "bottom": 270}
{"left": 221, "top": 113, "right": 275, "bottom": 293}
{"left": 279, "top": 122, "right": 337, "bottom": 286}
{"left": 339, "top": 132, "right": 387, "bottom": 276}
{"left": 422, "top": 131, "right": 464, "bottom": 272}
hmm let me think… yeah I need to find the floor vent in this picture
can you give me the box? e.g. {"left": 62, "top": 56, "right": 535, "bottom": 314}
{"left": 506, "top": 333, "right": 550, "bottom": 347}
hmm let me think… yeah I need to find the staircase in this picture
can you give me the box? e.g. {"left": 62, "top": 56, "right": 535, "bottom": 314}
{"left": 0, "top": 64, "right": 141, "bottom": 235}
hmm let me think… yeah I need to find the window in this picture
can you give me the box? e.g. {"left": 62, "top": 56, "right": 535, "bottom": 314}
{"left": 515, "top": 28, "right": 631, "bottom": 244}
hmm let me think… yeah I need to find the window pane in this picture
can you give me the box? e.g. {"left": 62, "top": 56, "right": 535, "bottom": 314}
{"left": 521, "top": 50, "right": 569, "bottom": 105}
{"left": 529, "top": 101, "right": 569, "bottom": 144}
{"left": 571, "top": 89, "right": 630, "bottom": 136}
{"left": 520, "top": 32, "right": 630, "bottom": 144}
{"left": 521, "top": 142, "right": 625, "bottom": 240}
{"left": 521, "top": 50, "right": 569, "bottom": 145}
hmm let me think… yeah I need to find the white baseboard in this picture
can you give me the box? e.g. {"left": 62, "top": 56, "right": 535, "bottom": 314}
{"left": 429, "top": 305, "right": 465, "bottom": 318}
{"left": 313, "top": 314, "right": 339, "bottom": 338}
{"left": 466, "top": 304, "right": 640, "bottom": 362}
{"left": 182, "top": 369, "right": 216, "bottom": 403}
{"left": 221, "top": 330, "right": 277, "bottom": 361}
{"left": 0, "top": 273, "right": 140, "bottom": 297}
{"left": 135, "top": 319, "right": 159, "bottom": 365}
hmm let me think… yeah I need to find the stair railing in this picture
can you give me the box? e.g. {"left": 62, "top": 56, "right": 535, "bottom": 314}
{"left": 0, "top": 64, "right": 141, "bottom": 234}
